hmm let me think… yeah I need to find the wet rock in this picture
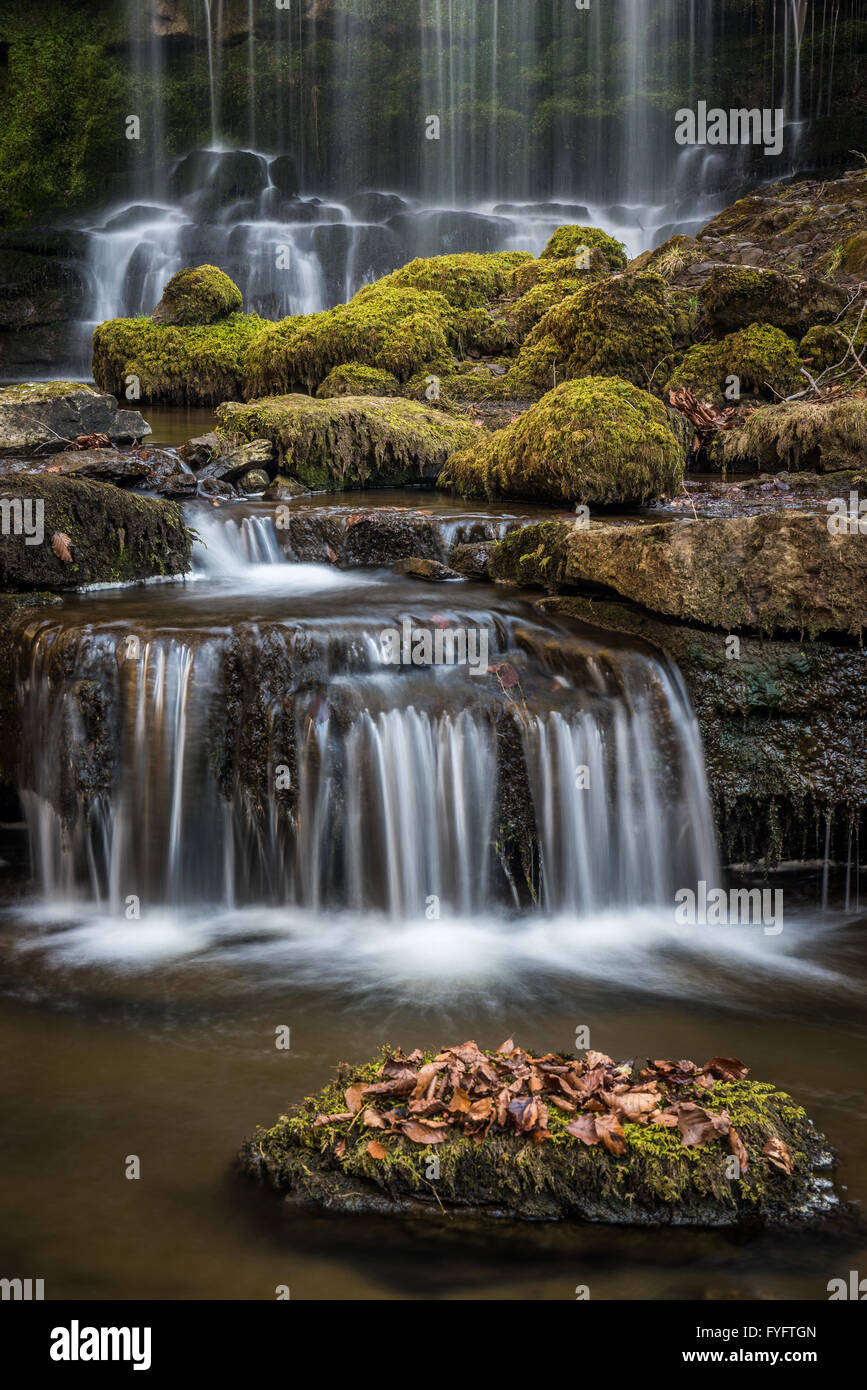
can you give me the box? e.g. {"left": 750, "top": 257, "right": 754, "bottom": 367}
{"left": 53, "top": 448, "right": 153, "bottom": 485}
{"left": 196, "top": 476, "right": 237, "bottom": 500}
{"left": 715, "top": 398, "right": 867, "bottom": 474}
{"left": 491, "top": 512, "right": 867, "bottom": 638}
{"left": 237, "top": 468, "right": 269, "bottom": 494}
{"left": 0, "top": 383, "right": 151, "bottom": 457}
{"left": 218, "top": 395, "right": 479, "bottom": 491}
{"left": 393, "top": 556, "right": 462, "bottom": 581}
{"left": 263, "top": 475, "right": 307, "bottom": 501}
{"left": 0, "top": 474, "right": 191, "bottom": 591}
{"left": 179, "top": 432, "right": 222, "bottom": 468}
{"left": 158, "top": 472, "right": 198, "bottom": 497}
{"left": 449, "top": 540, "right": 494, "bottom": 579}
{"left": 344, "top": 191, "right": 408, "bottom": 222}
{"left": 241, "top": 1046, "right": 836, "bottom": 1226}
{"left": 268, "top": 155, "right": 300, "bottom": 199}
{"left": 169, "top": 149, "right": 268, "bottom": 204}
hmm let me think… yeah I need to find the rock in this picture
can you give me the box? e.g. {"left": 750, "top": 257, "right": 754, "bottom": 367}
{"left": 316, "top": 363, "right": 401, "bottom": 398}
{"left": 699, "top": 265, "right": 850, "bottom": 337}
{"left": 217, "top": 395, "right": 480, "bottom": 491}
{"left": 490, "top": 513, "right": 867, "bottom": 638}
{"left": 268, "top": 155, "right": 300, "bottom": 199}
{"left": 440, "top": 377, "right": 683, "bottom": 506}
{"left": 151, "top": 265, "right": 243, "bottom": 326}
{"left": 393, "top": 556, "right": 462, "bottom": 581}
{"left": 449, "top": 540, "right": 495, "bottom": 578}
{"left": 169, "top": 149, "right": 268, "bottom": 204}
{"left": 841, "top": 230, "right": 867, "bottom": 277}
{"left": 717, "top": 398, "right": 867, "bottom": 474}
{"left": 158, "top": 472, "right": 198, "bottom": 497}
{"left": 196, "top": 477, "right": 237, "bottom": 500}
{"left": 666, "top": 324, "right": 803, "bottom": 407}
{"left": 241, "top": 1044, "right": 836, "bottom": 1225}
{"left": 236, "top": 468, "right": 269, "bottom": 493}
{"left": 343, "top": 191, "right": 408, "bottom": 222}
{"left": 53, "top": 448, "right": 153, "bottom": 485}
{"left": 179, "top": 432, "right": 222, "bottom": 468}
{"left": 539, "top": 225, "right": 628, "bottom": 268}
{"left": 92, "top": 313, "right": 264, "bottom": 406}
{"left": 262, "top": 475, "right": 307, "bottom": 501}
{"left": 0, "top": 383, "right": 151, "bottom": 457}
{"left": 0, "top": 474, "right": 191, "bottom": 591}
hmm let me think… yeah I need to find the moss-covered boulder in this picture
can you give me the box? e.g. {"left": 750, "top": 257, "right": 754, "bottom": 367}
{"left": 316, "top": 362, "right": 401, "bottom": 398}
{"left": 373, "top": 252, "right": 532, "bottom": 308}
{"left": 666, "top": 324, "right": 803, "bottom": 406}
{"left": 0, "top": 474, "right": 191, "bottom": 590}
{"left": 507, "top": 272, "right": 675, "bottom": 395}
{"left": 540, "top": 225, "right": 628, "bottom": 269}
{"left": 241, "top": 1042, "right": 834, "bottom": 1225}
{"left": 699, "top": 265, "right": 850, "bottom": 338}
{"left": 717, "top": 398, "right": 867, "bottom": 473}
{"left": 490, "top": 513, "right": 867, "bottom": 638}
{"left": 151, "top": 264, "right": 243, "bottom": 326}
{"left": 440, "top": 377, "right": 683, "bottom": 506}
{"left": 0, "top": 382, "right": 151, "bottom": 456}
{"left": 92, "top": 313, "right": 265, "bottom": 405}
{"left": 218, "top": 394, "right": 480, "bottom": 490}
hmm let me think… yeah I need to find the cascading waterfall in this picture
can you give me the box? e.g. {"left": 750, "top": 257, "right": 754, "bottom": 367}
{"left": 13, "top": 595, "right": 718, "bottom": 921}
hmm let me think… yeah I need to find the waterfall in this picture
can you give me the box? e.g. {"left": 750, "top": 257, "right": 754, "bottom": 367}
{"left": 13, "top": 612, "right": 718, "bottom": 919}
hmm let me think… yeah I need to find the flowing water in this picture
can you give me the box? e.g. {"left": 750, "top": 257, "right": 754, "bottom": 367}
{"left": 1, "top": 492, "right": 865, "bottom": 1297}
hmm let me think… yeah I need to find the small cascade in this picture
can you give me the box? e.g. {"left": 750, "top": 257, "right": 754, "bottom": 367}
{"left": 190, "top": 508, "right": 286, "bottom": 577}
{"left": 13, "top": 605, "right": 719, "bottom": 920}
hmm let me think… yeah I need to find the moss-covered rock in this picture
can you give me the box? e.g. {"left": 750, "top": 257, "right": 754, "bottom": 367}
{"left": 718, "top": 398, "right": 867, "bottom": 473}
{"left": 490, "top": 513, "right": 867, "bottom": 638}
{"left": 666, "top": 324, "right": 803, "bottom": 406}
{"left": 540, "top": 225, "right": 628, "bottom": 270}
{"left": 373, "top": 252, "right": 532, "bottom": 308}
{"left": 241, "top": 1043, "right": 834, "bottom": 1225}
{"left": 507, "top": 272, "right": 675, "bottom": 395}
{"left": 0, "top": 474, "right": 191, "bottom": 590}
{"left": 440, "top": 377, "right": 683, "bottom": 506}
{"left": 218, "top": 394, "right": 480, "bottom": 490}
{"left": 151, "top": 264, "right": 243, "bottom": 326}
{"left": 316, "top": 362, "right": 401, "bottom": 398}
{"left": 699, "top": 265, "right": 849, "bottom": 337}
{"left": 92, "top": 313, "right": 265, "bottom": 405}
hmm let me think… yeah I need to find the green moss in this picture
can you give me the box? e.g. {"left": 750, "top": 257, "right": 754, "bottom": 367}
{"left": 506, "top": 272, "right": 676, "bottom": 396}
{"left": 540, "top": 225, "right": 628, "bottom": 269}
{"left": 91, "top": 313, "right": 265, "bottom": 405}
{"left": 719, "top": 397, "right": 867, "bottom": 473}
{"left": 373, "top": 252, "right": 532, "bottom": 308}
{"left": 666, "top": 323, "right": 803, "bottom": 405}
{"left": 151, "top": 264, "right": 243, "bottom": 326}
{"left": 440, "top": 376, "right": 683, "bottom": 505}
{"left": 316, "top": 362, "right": 401, "bottom": 398}
{"left": 218, "top": 393, "right": 479, "bottom": 490}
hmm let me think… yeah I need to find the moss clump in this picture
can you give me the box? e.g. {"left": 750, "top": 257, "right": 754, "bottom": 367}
{"left": 699, "top": 265, "right": 848, "bottom": 337}
{"left": 841, "top": 231, "right": 867, "bottom": 277}
{"left": 540, "top": 225, "right": 628, "bottom": 269}
{"left": 241, "top": 1044, "right": 833, "bottom": 1225}
{"left": 0, "top": 474, "right": 191, "bottom": 591}
{"left": 507, "top": 273, "right": 676, "bottom": 395}
{"left": 800, "top": 317, "right": 867, "bottom": 371}
{"left": 440, "top": 376, "right": 683, "bottom": 506}
{"left": 218, "top": 394, "right": 479, "bottom": 490}
{"left": 316, "top": 362, "right": 401, "bottom": 398}
{"left": 243, "top": 285, "right": 456, "bottom": 397}
{"left": 666, "top": 324, "right": 803, "bottom": 405}
{"left": 373, "top": 252, "right": 532, "bottom": 308}
{"left": 151, "top": 264, "right": 243, "bottom": 326}
{"left": 92, "top": 313, "right": 265, "bottom": 405}
{"left": 719, "top": 397, "right": 867, "bottom": 473}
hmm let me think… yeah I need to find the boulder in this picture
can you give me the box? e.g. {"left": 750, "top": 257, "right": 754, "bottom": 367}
{"left": 92, "top": 313, "right": 264, "bottom": 406}
{"left": 0, "top": 383, "right": 151, "bottom": 457}
{"left": 666, "top": 324, "right": 803, "bottom": 406}
{"left": 151, "top": 265, "right": 243, "bottom": 327}
{"left": 717, "top": 398, "right": 867, "bottom": 474}
{"left": 53, "top": 448, "right": 153, "bottom": 486}
{"left": 236, "top": 468, "right": 269, "bottom": 493}
{"left": 262, "top": 475, "right": 307, "bottom": 501}
{"left": 0, "top": 474, "right": 191, "bottom": 590}
{"left": 393, "top": 556, "right": 461, "bottom": 581}
{"left": 179, "top": 432, "right": 222, "bottom": 468}
{"left": 699, "top": 265, "right": 850, "bottom": 337}
{"left": 440, "top": 377, "right": 683, "bottom": 506}
{"left": 268, "top": 155, "right": 300, "bottom": 199}
{"left": 490, "top": 512, "right": 867, "bottom": 637}
{"left": 169, "top": 149, "right": 268, "bottom": 204}
{"left": 218, "top": 395, "right": 479, "bottom": 491}
{"left": 241, "top": 1042, "right": 836, "bottom": 1226}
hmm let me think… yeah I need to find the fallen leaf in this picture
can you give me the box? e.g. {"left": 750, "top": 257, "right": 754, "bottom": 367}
{"left": 366, "top": 1139, "right": 388, "bottom": 1159}
{"left": 400, "top": 1120, "right": 447, "bottom": 1145}
{"left": 762, "top": 1136, "right": 794, "bottom": 1174}
{"left": 728, "top": 1128, "right": 749, "bottom": 1174}
{"left": 344, "top": 1084, "right": 366, "bottom": 1115}
{"left": 51, "top": 532, "right": 73, "bottom": 563}
{"left": 677, "top": 1103, "right": 731, "bottom": 1148}
{"left": 704, "top": 1057, "right": 749, "bottom": 1082}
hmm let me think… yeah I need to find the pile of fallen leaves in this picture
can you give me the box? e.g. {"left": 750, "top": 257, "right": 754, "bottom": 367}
{"left": 668, "top": 386, "right": 739, "bottom": 453}
{"left": 66, "top": 432, "right": 112, "bottom": 451}
{"left": 312, "top": 1040, "right": 794, "bottom": 1174}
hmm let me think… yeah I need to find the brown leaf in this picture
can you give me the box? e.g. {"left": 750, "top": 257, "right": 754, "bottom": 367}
{"left": 595, "top": 1113, "right": 628, "bottom": 1156}
{"left": 605, "top": 1089, "right": 659, "bottom": 1121}
{"left": 362, "top": 1108, "right": 386, "bottom": 1128}
{"left": 496, "top": 1038, "right": 515, "bottom": 1054}
{"left": 362, "top": 1074, "right": 417, "bottom": 1098}
{"left": 333, "top": 1139, "right": 346, "bottom": 1159}
{"left": 344, "top": 1084, "right": 366, "bottom": 1115}
{"left": 762, "top": 1136, "right": 794, "bottom": 1175}
{"left": 728, "top": 1128, "right": 749, "bottom": 1174}
{"left": 366, "top": 1139, "right": 388, "bottom": 1159}
{"left": 51, "top": 532, "right": 73, "bottom": 564}
{"left": 411, "top": 1062, "right": 443, "bottom": 1099}
{"left": 677, "top": 1103, "right": 731, "bottom": 1148}
{"left": 566, "top": 1114, "right": 602, "bottom": 1146}
{"left": 704, "top": 1057, "right": 749, "bottom": 1082}
{"left": 649, "top": 1110, "right": 680, "bottom": 1128}
{"left": 400, "top": 1120, "right": 447, "bottom": 1145}
{"left": 586, "top": 1051, "right": 614, "bottom": 1069}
